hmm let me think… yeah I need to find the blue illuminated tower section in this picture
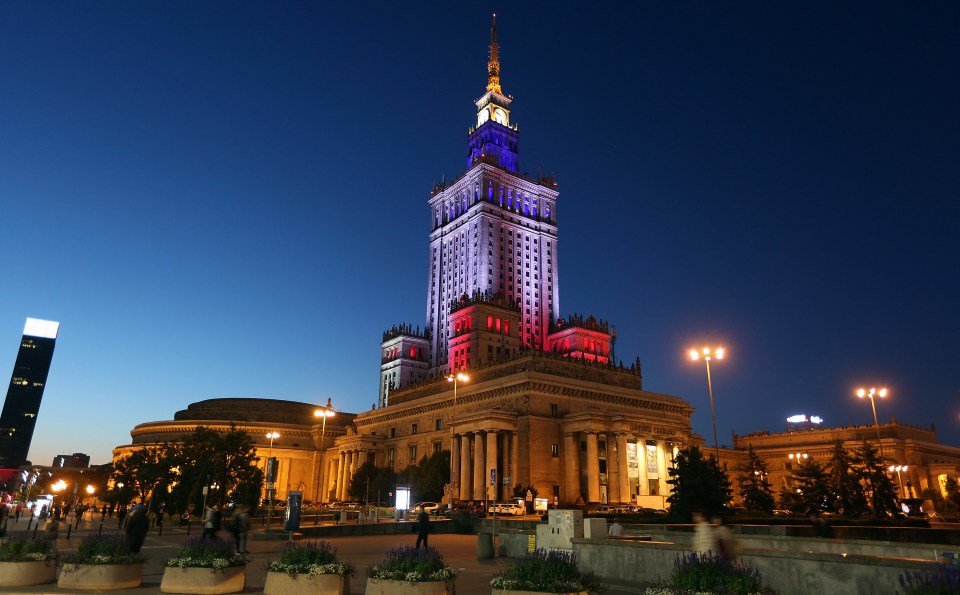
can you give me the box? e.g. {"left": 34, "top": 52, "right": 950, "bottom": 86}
{"left": 425, "top": 16, "right": 561, "bottom": 374}
{"left": 0, "top": 318, "right": 59, "bottom": 468}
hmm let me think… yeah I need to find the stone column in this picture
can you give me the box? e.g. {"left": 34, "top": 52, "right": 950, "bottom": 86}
{"left": 585, "top": 432, "right": 600, "bottom": 503}
{"left": 656, "top": 440, "right": 668, "bottom": 496}
{"left": 460, "top": 434, "right": 472, "bottom": 501}
{"left": 473, "top": 432, "right": 486, "bottom": 501}
{"left": 607, "top": 434, "right": 620, "bottom": 503}
{"left": 336, "top": 452, "right": 346, "bottom": 501}
{"left": 617, "top": 433, "right": 630, "bottom": 505}
{"left": 563, "top": 432, "right": 580, "bottom": 503}
{"left": 451, "top": 432, "right": 460, "bottom": 503}
{"left": 485, "top": 430, "right": 499, "bottom": 501}
{"left": 510, "top": 430, "right": 519, "bottom": 492}
{"left": 638, "top": 438, "right": 648, "bottom": 496}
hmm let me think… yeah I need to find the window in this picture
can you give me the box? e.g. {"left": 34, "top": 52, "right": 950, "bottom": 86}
{"left": 409, "top": 445, "right": 418, "bottom": 461}
{"left": 435, "top": 418, "right": 442, "bottom": 431}
{"left": 434, "top": 441, "right": 442, "bottom": 453}
{"left": 551, "top": 444, "right": 559, "bottom": 457}
{"left": 390, "top": 427, "right": 396, "bottom": 438}
{"left": 550, "top": 403, "right": 559, "bottom": 417}
{"left": 412, "top": 423, "right": 418, "bottom": 435}
{"left": 387, "top": 448, "right": 395, "bottom": 468}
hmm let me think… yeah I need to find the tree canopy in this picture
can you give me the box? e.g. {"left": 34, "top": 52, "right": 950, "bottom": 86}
{"left": 666, "top": 445, "right": 732, "bottom": 520}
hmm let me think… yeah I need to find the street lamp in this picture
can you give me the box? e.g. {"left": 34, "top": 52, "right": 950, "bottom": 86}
{"left": 889, "top": 464, "right": 908, "bottom": 498}
{"left": 788, "top": 453, "right": 808, "bottom": 461}
{"left": 689, "top": 346, "right": 725, "bottom": 461}
{"left": 313, "top": 398, "right": 336, "bottom": 505}
{"left": 447, "top": 372, "right": 469, "bottom": 505}
{"left": 856, "top": 387, "right": 888, "bottom": 460}
{"left": 265, "top": 431, "right": 280, "bottom": 527}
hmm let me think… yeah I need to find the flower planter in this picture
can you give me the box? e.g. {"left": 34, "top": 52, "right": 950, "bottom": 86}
{"left": 365, "top": 577, "right": 452, "bottom": 595}
{"left": 57, "top": 562, "right": 144, "bottom": 590}
{"left": 492, "top": 590, "right": 588, "bottom": 595}
{"left": 264, "top": 570, "right": 349, "bottom": 594}
{"left": 0, "top": 559, "right": 57, "bottom": 587}
{"left": 160, "top": 565, "right": 246, "bottom": 594}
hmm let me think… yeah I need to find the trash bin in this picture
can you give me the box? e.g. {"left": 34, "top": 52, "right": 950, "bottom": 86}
{"left": 477, "top": 532, "right": 494, "bottom": 559}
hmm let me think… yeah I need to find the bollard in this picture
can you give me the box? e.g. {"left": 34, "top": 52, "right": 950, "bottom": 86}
{"left": 66, "top": 523, "right": 72, "bottom": 540}
{"left": 32, "top": 524, "right": 39, "bottom": 539}
{"left": 187, "top": 520, "right": 191, "bottom": 535}
{"left": 98, "top": 519, "right": 104, "bottom": 535}
{"left": 26, "top": 517, "right": 33, "bottom": 532}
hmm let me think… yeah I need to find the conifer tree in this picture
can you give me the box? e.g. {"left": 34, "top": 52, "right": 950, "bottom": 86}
{"left": 854, "top": 440, "right": 898, "bottom": 518}
{"left": 735, "top": 445, "right": 774, "bottom": 513}
{"left": 666, "top": 445, "right": 732, "bottom": 520}
{"left": 789, "top": 457, "right": 830, "bottom": 514}
{"left": 827, "top": 440, "right": 868, "bottom": 517}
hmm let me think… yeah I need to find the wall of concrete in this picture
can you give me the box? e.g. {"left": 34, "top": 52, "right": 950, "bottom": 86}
{"left": 574, "top": 538, "right": 940, "bottom": 595}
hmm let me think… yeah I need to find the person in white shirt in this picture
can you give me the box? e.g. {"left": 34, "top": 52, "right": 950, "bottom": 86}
{"left": 608, "top": 517, "right": 624, "bottom": 536}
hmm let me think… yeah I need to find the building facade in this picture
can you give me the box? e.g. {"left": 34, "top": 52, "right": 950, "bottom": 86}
{"left": 0, "top": 318, "right": 60, "bottom": 468}
{"left": 719, "top": 419, "right": 960, "bottom": 503}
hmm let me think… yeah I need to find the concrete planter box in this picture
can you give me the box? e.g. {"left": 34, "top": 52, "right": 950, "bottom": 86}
{"left": 57, "top": 562, "right": 144, "bottom": 590}
{"left": 365, "top": 577, "right": 452, "bottom": 595}
{"left": 492, "top": 591, "right": 588, "bottom": 595}
{"left": 0, "top": 559, "right": 57, "bottom": 587}
{"left": 160, "top": 565, "right": 246, "bottom": 594}
{"left": 264, "top": 570, "right": 349, "bottom": 594}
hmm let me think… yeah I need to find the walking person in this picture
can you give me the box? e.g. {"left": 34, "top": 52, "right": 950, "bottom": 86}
{"left": 712, "top": 516, "right": 737, "bottom": 561}
{"left": 201, "top": 504, "right": 220, "bottom": 541}
{"left": 692, "top": 511, "right": 714, "bottom": 557}
{"left": 125, "top": 505, "right": 149, "bottom": 554}
{"left": 608, "top": 517, "right": 624, "bottom": 536}
{"left": 42, "top": 516, "right": 60, "bottom": 552}
{"left": 415, "top": 507, "right": 430, "bottom": 549}
{"left": 230, "top": 504, "right": 250, "bottom": 554}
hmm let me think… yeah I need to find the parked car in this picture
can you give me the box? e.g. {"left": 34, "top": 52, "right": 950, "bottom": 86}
{"left": 414, "top": 501, "right": 440, "bottom": 514}
{"left": 488, "top": 502, "right": 525, "bottom": 516}
{"left": 593, "top": 505, "right": 616, "bottom": 515}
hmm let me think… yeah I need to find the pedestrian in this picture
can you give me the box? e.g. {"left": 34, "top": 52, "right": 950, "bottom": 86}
{"left": 608, "top": 517, "right": 624, "bottom": 536}
{"left": 126, "top": 504, "right": 149, "bottom": 554}
{"left": 179, "top": 510, "right": 190, "bottom": 527}
{"left": 202, "top": 504, "right": 220, "bottom": 541}
{"left": 809, "top": 511, "right": 832, "bottom": 538}
{"left": 42, "top": 516, "right": 60, "bottom": 551}
{"left": 230, "top": 504, "right": 250, "bottom": 554}
{"left": 692, "top": 511, "right": 714, "bottom": 557}
{"left": 117, "top": 504, "right": 128, "bottom": 528}
{"left": 712, "top": 516, "right": 737, "bottom": 561}
{"left": 415, "top": 507, "right": 430, "bottom": 549}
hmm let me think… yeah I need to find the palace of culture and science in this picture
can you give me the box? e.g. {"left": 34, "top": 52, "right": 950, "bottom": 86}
{"left": 115, "top": 18, "right": 959, "bottom": 508}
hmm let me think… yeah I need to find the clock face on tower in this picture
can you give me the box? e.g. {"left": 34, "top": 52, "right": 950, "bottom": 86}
{"left": 494, "top": 108, "right": 506, "bottom": 124}
{"left": 478, "top": 109, "right": 490, "bottom": 125}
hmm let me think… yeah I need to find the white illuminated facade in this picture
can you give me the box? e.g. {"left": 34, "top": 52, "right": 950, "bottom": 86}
{"left": 23, "top": 318, "right": 60, "bottom": 340}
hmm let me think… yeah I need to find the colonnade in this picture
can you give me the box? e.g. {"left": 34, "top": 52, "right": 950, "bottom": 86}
{"left": 330, "top": 448, "right": 373, "bottom": 502}
{"left": 452, "top": 430, "right": 518, "bottom": 502}
{"left": 564, "top": 431, "right": 680, "bottom": 505}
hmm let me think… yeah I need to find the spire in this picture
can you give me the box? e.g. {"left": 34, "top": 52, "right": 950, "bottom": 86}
{"left": 486, "top": 13, "right": 502, "bottom": 95}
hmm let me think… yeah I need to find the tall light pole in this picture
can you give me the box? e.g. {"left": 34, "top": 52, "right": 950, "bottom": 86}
{"left": 856, "top": 387, "right": 887, "bottom": 461}
{"left": 313, "top": 398, "right": 336, "bottom": 506}
{"left": 447, "top": 372, "right": 469, "bottom": 506}
{"left": 889, "top": 464, "right": 908, "bottom": 498}
{"left": 265, "top": 431, "right": 280, "bottom": 527}
{"left": 689, "top": 346, "right": 725, "bottom": 461}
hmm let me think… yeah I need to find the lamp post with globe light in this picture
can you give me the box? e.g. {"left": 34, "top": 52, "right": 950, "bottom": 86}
{"left": 689, "top": 346, "right": 725, "bottom": 461}
{"left": 313, "top": 399, "right": 336, "bottom": 506}
{"left": 447, "top": 372, "right": 469, "bottom": 505}
{"left": 856, "top": 387, "right": 887, "bottom": 460}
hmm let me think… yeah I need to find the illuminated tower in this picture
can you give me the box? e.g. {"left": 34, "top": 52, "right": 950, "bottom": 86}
{"left": 425, "top": 15, "right": 560, "bottom": 373}
{"left": 0, "top": 318, "right": 59, "bottom": 468}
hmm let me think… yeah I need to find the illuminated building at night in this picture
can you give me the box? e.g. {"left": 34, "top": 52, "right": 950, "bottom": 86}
{"left": 0, "top": 318, "right": 60, "bottom": 469}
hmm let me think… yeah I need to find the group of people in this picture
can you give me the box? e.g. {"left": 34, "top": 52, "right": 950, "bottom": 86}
{"left": 201, "top": 504, "right": 250, "bottom": 553}
{"left": 692, "top": 511, "right": 738, "bottom": 561}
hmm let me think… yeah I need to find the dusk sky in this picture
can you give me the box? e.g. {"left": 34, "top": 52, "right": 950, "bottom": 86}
{"left": 2, "top": 2, "right": 957, "bottom": 467}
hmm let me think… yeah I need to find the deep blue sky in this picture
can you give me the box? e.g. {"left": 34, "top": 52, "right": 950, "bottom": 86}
{"left": 2, "top": 2, "right": 957, "bottom": 466}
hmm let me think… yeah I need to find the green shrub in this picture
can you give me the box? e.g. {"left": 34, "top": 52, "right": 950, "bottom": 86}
{"left": 490, "top": 549, "right": 606, "bottom": 594}
{"left": 0, "top": 536, "right": 55, "bottom": 562}
{"left": 61, "top": 533, "right": 144, "bottom": 565}
{"left": 267, "top": 540, "right": 353, "bottom": 576}
{"left": 164, "top": 537, "right": 248, "bottom": 569}
{"left": 368, "top": 546, "right": 454, "bottom": 582}
{"left": 665, "top": 553, "right": 775, "bottom": 595}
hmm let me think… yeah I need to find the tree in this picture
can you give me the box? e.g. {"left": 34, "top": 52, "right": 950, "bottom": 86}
{"left": 789, "top": 457, "right": 830, "bottom": 514}
{"left": 943, "top": 476, "right": 960, "bottom": 511}
{"left": 512, "top": 484, "right": 539, "bottom": 513}
{"left": 853, "top": 440, "right": 898, "bottom": 519}
{"left": 826, "top": 440, "right": 868, "bottom": 517}
{"left": 348, "top": 462, "right": 398, "bottom": 503}
{"left": 735, "top": 445, "right": 774, "bottom": 513}
{"left": 666, "top": 445, "right": 732, "bottom": 521}
{"left": 397, "top": 450, "right": 450, "bottom": 502}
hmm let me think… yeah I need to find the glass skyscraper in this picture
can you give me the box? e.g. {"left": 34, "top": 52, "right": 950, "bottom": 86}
{"left": 0, "top": 318, "right": 59, "bottom": 468}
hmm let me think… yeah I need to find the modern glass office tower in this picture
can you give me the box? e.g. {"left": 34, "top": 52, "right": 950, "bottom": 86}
{"left": 0, "top": 318, "right": 59, "bottom": 468}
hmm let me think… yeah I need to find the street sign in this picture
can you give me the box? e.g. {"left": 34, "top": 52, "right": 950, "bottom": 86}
{"left": 489, "top": 468, "right": 497, "bottom": 486}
